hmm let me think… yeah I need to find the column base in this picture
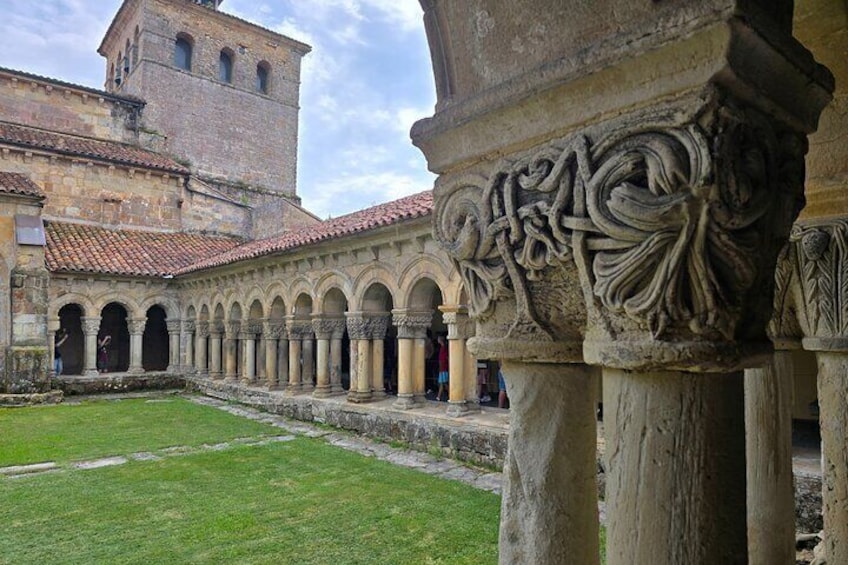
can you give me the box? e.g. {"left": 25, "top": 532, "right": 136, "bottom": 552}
{"left": 284, "top": 384, "right": 302, "bottom": 396}
{"left": 84, "top": 369, "right": 99, "bottom": 377}
{"left": 312, "top": 385, "right": 332, "bottom": 398}
{"left": 446, "top": 400, "right": 469, "bottom": 417}
{"left": 348, "top": 391, "right": 373, "bottom": 403}
{"left": 372, "top": 390, "right": 387, "bottom": 400}
{"left": 331, "top": 384, "right": 345, "bottom": 395}
{"left": 127, "top": 367, "right": 144, "bottom": 375}
{"left": 413, "top": 393, "right": 426, "bottom": 404}
{"left": 209, "top": 372, "right": 222, "bottom": 380}
{"left": 393, "top": 394, "right": 416, "bottom": 410}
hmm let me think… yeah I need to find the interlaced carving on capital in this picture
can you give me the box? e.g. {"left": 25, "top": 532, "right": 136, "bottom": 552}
{"left": 82, "top": 317, "right": 101, "bottom": 334}
{"left": 286, "top": 319, "right": 312, "bottom": 340}
{"left": 369, "top": 315, "right": 391, "bottom": 340}
{"left": 166, "top": 319, "right": 181, "bottom": 333}
{"left": 393, "top": 311, "right": 433, "bottom": 339}
{"left": 182, "top": 320, "right": 196, "bottom": 334}
{"left": 433, "top": 102, "right": 806, "bottom": 362}
{"left": 225, "top": 320, "right": 241, "bottom": 337}
{"left": 210, "top": 321, "right": 224, "bottom": 336}
{"left": 263, "top": 320, "right": 285, "bottom": 339}
{"left": 128, "top": 318, "right": 147, "bottom": 335}
{"left": 313, "top": 317, "right": 346, "bottom": 340}
{"left": 196, "top": 321, "right": 210, "bottom": 338}
{"left": 789, "top": 219, "right": 848, "bottom": 350}
{"left": 345, "top": 314, "right": 371, "bottom": 340}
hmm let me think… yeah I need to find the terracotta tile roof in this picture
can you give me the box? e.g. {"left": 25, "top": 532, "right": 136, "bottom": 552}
{"left": 0, "top": 121, "right": 188, "bottom": 174}
{"left": 178, "top": 190, "right": 434, "bottom": 275}
{"left": 45, "top": 222, "right": 241, "bottom": 277}
{"left": 0, "top": 172, "right": 44, "bottom": 197}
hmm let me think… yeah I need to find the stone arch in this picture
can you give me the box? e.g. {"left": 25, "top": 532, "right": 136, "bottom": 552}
{"left": 320, "top": 287, "right": 349, "bottom": 316}
{"left": 57, "top": 303, "right": 85, "bottom": 375}
{"left": 268, "top": 296, "right": 286, "bottom": 322}
{"left": 242, "top": 286, "right": 267, "bottom": 316}
{"left": 287, "top": 277, "right": 315, "bottom": 310}
{"left": 314, "top": 270, "right": 354, "bottom": 307}
{"left": 49, "top": 293, "right": 93, "bottom": 319}
{"left": 99, "top": 301, "right": 130, "bottom": 373}
{"left": 228, "top": 301, "right": 243, "bottom": 322}
{"left": 248, "top": 299, "right": 264, "bottom": 320}
{"left": 397, "top": 256, "right": 454, "bottom": 309}
{"left": 359, "top": 282, "right": 394, "bottom": 313}
{"left": 293, "top": 293, "right": 313, "bottom": 319}
{"left": 199, "top": 304, "right": 210, "bottom": 322}
{"left": 351, "top": 263, "right": 399, "bottom": 306}
{"left": 139, "top": 295, "right": 179, "bottom": 319}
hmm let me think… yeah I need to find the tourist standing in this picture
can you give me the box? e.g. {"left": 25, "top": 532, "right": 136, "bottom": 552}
{"left": 54, "top": 328, "right": 68, "bottom": 375}
{"left": 477, "top": 362, "right": 491, "bottom": 403}
{"left": 97, "top": 334, "right": 112, "bottom": 373}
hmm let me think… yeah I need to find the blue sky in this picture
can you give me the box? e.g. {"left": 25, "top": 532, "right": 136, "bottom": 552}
{"left": 0, "top": 0, "right": 437, "bottom": 219}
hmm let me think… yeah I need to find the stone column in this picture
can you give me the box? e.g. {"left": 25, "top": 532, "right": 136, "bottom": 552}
{"left": 791, "top": 220, "right": 848, "bottom": 563}
{"left": 745, "top": 347, "right": 796, "bottom": 565}
{"left": 329, "top": 321, "right": 345, "bottom": 395}
{"left": 224, "top": 321, "right": 239, "bottom": 382}
{"left": 166, "top": 319, "right": 181, "bottom": 373}
{"left": 209, "top": 322, "right": 223, "bottom": 379}
{"left": 440, "top": 306, "right": 472, "bottom": 416}
{"left": 391, "top": 311, "right": 432, "bottom": 409}
{"left": 346, "top": 312, "right": 372, "bottom": 403}
{"left": 81, "top": 316, "right": 100, "bottom": 376}
{"left": 239, "top": 322, "right": 256, "bottom": 385}
{"left": 418, "top": 2, "right": 828, "bottom": 559}
{"left": 263, "top": 320, "right": 282, "bottom": 390}
{"left": 302, "top": 331, "right": 315, "bottom": 393}
{"left": 47, "top": 317, "right": 60, "bottom": 378}
{"left": 182, "top": 320, "right": 195, "bottom": 374}
{"left": 285, "top": 318, "right": 305, "bottom": 394}
{"left": 312, "top": 317, "right": 343, "bottom": 398}
{"left": 127, "top": 318, "right": 146, "bottom": 374}
{"left": 196, "top": 321, "right": 209, "bottom": 377}
{"left": 276, "top": 333, "right": 289, "bottom": 391}
{"left": 412, "top": 335, "right": 427, "bottom": 404}
{"left": 370, "top": 314, "right": 390, "bottom": 400}
{"left": 499, "top": 362, "right": 600, "bottom": 563}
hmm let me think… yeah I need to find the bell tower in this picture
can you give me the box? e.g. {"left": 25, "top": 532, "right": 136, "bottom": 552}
{"left": 97, "top": 0, "right": 311, "bottom": 197}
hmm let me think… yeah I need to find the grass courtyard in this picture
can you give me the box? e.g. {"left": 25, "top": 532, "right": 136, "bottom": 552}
{"left": 0, "top": 397, "right": 500, "bottom": 564}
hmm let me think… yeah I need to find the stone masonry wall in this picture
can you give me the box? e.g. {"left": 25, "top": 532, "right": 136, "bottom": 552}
{"left": 0, "top": 149, "right": 185, "bottom": 230}
{"left": 0, "top": 71, "right": 139, "bottom": 144}
{"left": 111, "top": 0, "right": 306, "bottom": 196}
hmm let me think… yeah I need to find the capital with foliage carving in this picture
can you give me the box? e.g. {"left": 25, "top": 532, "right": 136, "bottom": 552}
{"left": 128, "top": 318, "right": 147, "bottom": 335}
{"left": 166, "top": 320, "right": 181, "bottom": 334}
{"left": 392, "top": 310, "right": 433, "bottom": 340}
{"left": 433, "top": 96, "right": 815, "bottom": 370}
{"left": 196, "top": 321, "right": 210, "bottom": 338}
{"left": 82, "top": 317, "right": 101, "bottom": 335}
{"left": 313, "top": 317, "right": 346, "bottom": 340}
{"left": 286, "top": 318, "right": 313, "bottom": 340}
{"left": 263, "top": 320, "right": 285, "bottom": 339}
{"left": 182, "top": 320, "right": 196, "bottom": 334}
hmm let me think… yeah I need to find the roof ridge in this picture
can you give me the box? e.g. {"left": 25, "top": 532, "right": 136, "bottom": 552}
{"left": 0, "top": 65, "right": 145, "bottom": 106}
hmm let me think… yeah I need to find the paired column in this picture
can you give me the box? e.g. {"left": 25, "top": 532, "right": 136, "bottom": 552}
{"left": 166, "top": 319, "right": 181, "bottom": 373}
{"left": 239, "top": 321, "right": 256, "bottom": 385}
{"left": 181, "top": 320, "right": 195, "bottom": 374}
{"left": 346, "top": 312, "right": 373, "bottom": 403}
{"left": 312, "top": 317, "right": 345, "bottom": 398}
{"left": 209, "top": 322, "right": 223, "bottom": 379}
{"left": 81, "top": 316, "right": 100, "bottom": 376}
{"left": 127, "top": 317, "right": 145, "bottom": 374}
{"left": 329, "top": 321, "right": 345, "bottom": 395}
{"left": 223, "top": 320, "right": 239, "bottom": 381}
{"left": 370, "top": 315, "right": 390, "bottom": 400}
{"left": 392, "top": 311, "right": 432, "bottom": 409}
{"left": 195, "top": 321, "right": 209, "bottom": 377}
{"left": 439, "top": 306, "right": 473, "bottom": 416}
{"left": 285, "top": 318, "right": 309, "bottom": 394}
{"left": 263, "top": 320, "right": 283, "bottom": 390}
{"left": 302, "top": 332, "right": 315, "bottom": 393}
{"left": 744, "top": 348, "right": 796, "bottom": 564}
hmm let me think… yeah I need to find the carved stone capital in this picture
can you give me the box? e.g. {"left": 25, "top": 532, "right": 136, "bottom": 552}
{"left": 286, "top": 318, "right": 312, "bottom": 340}
{"left": 128, "top": 318, "right": 147, "bottom": 335}
{"left": 313, "top": 317, "right": 346, "bottom": 340}
{"left": 210, "top": 320, "right": 224, "bottom": 336}
{"left": 263, "top": 320, "right": 285, "bottom": 339}
{"left": 392, "top": 310, "right": 432, "bottom": 340}
{"left": 82, "top": 317, "right": 101, "bottom": 335}
{"left": 789, "top": 218, "right": 848, "bottom": 352}
{"left": 440, "top": 307, "right": 472, "bottom": 340}
{"left": 225, "top": 320, "right": 241, "bottom": 337}
{"left": 369, "top": 314, "right": 391, "bottom": 340}
{"left": 345, "top": 313, "right": 371, "bottom": 340}
{"left": 433, "top": 97, "right": 814, "bottom": 370}
{"left": 195, "top": 321, "right": 210, "bottom": 338}
{"left": 182, "top": 320, "right": 196, "bottom": 334}
{"left": 166, "top": 319, "right": 181, "bottom": 334}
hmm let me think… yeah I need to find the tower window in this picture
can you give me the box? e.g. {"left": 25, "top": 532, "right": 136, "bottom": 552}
{"left": 256, "top": 62, "right": 270, "bottom": 94}
{"left": 219, "top": 50, "right": 233, "bottom": 83}
{"left": 175, "top": 35, "right": 193, "bottom": 71}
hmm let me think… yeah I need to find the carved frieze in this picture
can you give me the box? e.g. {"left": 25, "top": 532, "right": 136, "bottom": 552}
{"left": 433, "top": 99, "right": 806, "bottom": 367}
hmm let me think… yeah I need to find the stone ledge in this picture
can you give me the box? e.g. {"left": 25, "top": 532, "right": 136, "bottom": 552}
{"left": 0, "top": 389, "right": 63, "bottom": 406}
{"left": 54, "top": 372, "right": 184, "bottom": 395}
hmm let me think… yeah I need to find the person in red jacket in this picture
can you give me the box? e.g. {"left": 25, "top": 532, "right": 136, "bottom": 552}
{"left": 436, "top": 335, "right": 449, "bottom": 402}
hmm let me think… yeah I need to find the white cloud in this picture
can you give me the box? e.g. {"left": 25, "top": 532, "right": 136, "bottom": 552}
{"left": 302, "top": 170, "right": 434, "bottom": 219}
{"left": 361, "top": 0, "right": 423, "bottom": 33}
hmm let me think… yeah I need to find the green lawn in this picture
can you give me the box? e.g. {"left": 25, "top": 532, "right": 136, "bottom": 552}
{"left": 0, "top": 397, "right": 500, "bottom": 564}
{"left": 0, "top": 397, "right": 276, "bottom": 466}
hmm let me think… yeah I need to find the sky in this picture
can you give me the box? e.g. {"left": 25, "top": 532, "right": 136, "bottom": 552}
{"left": 0, "top": 0, "right": 437, "bottom": 219}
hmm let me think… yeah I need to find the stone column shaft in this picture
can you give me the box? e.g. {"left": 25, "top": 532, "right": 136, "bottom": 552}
{"left": 302, "top": 336, "right": 315, "bottom": 392}
{"left": 394, "top": 338, "right": 415, "bottom": 409}
{"left": 167, "top": 324, "right": 180, "bottom": 372}
{"left": 184, "top": 330, "right": 195, "bottom": 372}
{"left": 347, "top": 340, "right": 359, "bottom": 400}
{"left": 371, "top": 338, "right": 385, "bottom": 399}
{"left": 314, "top": 337, "right": 330, "bottom": 397}
{"left": 128, "top": 318, "right": 145, "bottom": 374}
{"left": 499, "top": 362, "right": 600, "bottom": 564}
{"left": 330, "top": 336, "right": 344, "bottom": 394}
{"left": 209, "top": 333, "right": 222, "bottom": 379}
{"left": 224, "top": 328, "right": 238, "bottom": 381}
{"left": 447, "top": 337, "right": 467, "bottom": 416}
{"left": 243, "top": 336, "right": 256, "bottom": 384}
{"left": 82, "top": 317, "right": 99, "bottom": 376}
{"left": 196, "top": 334, "right": 207, "bottom": 375}
{"left": 817, "top": 351, "right": 848, "bottom": 563}
{"left": 745, "top": 351, "right": 795, "bottom": 565}
{"left": 604, "top": 369, "right": 747, "bottom": 564}
{"left": 412, "top": 337, "right": 426, "bottom": 404}
{"left": 265, "top": 337, "right": 278, "bottom": 390}
{"left": 354, "top": 339, "right": 372, "bottom": 402}
{"left": 276, "top": 338, "right": 289, "bottom": 390}
{"left": 288, "top": 338, "right": 302, "bottom": 393}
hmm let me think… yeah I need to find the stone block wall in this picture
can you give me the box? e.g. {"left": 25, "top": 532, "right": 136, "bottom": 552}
{"left": 0, "top": 149, "right": 186, "bottom": 230}
{"left": 0, "top": 70, "right": 140, "bottom": 144}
